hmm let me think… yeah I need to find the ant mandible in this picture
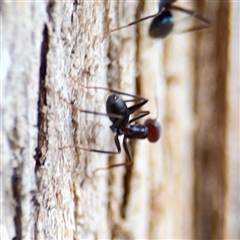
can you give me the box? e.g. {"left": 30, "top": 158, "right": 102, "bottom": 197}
{"left": 110, "top": 0, "right": 212, "bottom": 38}
{"left": 58, "top": 85, "right": 162, "bottom": 171}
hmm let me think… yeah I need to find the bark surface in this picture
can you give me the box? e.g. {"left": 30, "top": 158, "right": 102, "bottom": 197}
{"left": 1, "top": 1, "right": 239, "bottom": 239}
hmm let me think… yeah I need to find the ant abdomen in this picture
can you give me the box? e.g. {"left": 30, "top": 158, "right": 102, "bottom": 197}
{"left": 149, "top": 11, "right": 175, "bottom": 38}
{"left": 145, "top": 119, "right": 162, "bottom": 142}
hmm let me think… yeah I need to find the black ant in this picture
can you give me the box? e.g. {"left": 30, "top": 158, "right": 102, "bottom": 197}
{"left": 110, "top": 0, "right": 212, "bottom": 38}
{"left": 51, "top": 84, "right": 162, "bottom": 171}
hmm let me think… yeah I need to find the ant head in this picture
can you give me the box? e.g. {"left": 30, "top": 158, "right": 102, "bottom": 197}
{"left": 149, "top": 10, "right": 175, "bottom": 38}
{"left": 145, "top": 119, "right": 162, "bottom": 142}
{"left": 106, "top": 94, "right": 129, "bottom": 126}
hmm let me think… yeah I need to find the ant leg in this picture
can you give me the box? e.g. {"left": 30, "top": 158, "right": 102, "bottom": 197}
{"left": 75, "top": 81, "right": 150, "bottom": 113}
{"left": 79, "top": 82, "right": 147, "bottom": 101}
{"left": 177, "top": 25, "right": 212, "bottom": 34}
{"left": 59, "top": 134, "right": 121, "bottom": 158}
{"left": 170, "top": 5, "right": 213, "bottom": 26}
{"left": 108, "top": 107, "right": 149, "bottom": 131}
{"left": 80, "top": 135, "right": 121, "bottom": 186}
{"left": 108, "top": 109, "right": 150, "bottom": 132}
{"left": 69, "top": 81, "right": 151, "bottom": 117}
{"left": 123, "top": 136, "right": 133, "bottom": 162}
{"left": 110, "top": 12, "right": 160, "bottom": 33}
{"left": 127, "top": 98, "right": 148, "bottom": 115}
{"left": 45, "top": 85, "right": 124, "bottom": 120}
{"left": 129, "top": 111, "right": 150, "bottom": 124}
{"left": 94, "top": 136, "right": 133, "bottom": 174}
{"left": 72, "top": 80, "right": 149, "bottom": 104}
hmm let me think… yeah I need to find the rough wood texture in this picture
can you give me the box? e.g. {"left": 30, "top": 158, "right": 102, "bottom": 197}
{"left": 2, "top": 1, "right": 239, "bottom": 239}
{"left": 2, "top": 2, "right": 46, "bottom": 239}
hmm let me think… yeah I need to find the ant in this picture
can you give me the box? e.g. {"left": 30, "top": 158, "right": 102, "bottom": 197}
{"left": 52, "top": 84, "right": 162, "bottom": 171}
{"left": 110, "top": 0, "right": 212, "bottom": 38}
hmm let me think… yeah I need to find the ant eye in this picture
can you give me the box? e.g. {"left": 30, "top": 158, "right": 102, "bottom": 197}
{"left": 145, "top": 119, "right": 162, "bottom": 142}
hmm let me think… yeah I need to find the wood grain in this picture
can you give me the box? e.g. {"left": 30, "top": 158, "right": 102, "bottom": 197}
{"left": 2, "top": 1, "right": 239, "bottom": 239}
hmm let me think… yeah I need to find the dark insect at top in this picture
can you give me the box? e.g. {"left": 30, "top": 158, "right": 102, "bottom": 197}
{"left": 110, "top": 0, "right": 212, "bottom": 39}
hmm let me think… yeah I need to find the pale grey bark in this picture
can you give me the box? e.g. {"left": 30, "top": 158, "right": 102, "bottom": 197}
{"left": 2, "top": 2, "right": 47, "bottom": 239}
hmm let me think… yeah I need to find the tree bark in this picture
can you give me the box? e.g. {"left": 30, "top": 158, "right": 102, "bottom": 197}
{"left": 1, "top": 1, "right": 239, "bottom": 239}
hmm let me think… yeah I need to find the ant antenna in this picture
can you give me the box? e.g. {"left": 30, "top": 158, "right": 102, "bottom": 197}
{"left": 153, "top": 96, "right": 160, "bottom": 121}
{"left": 110, "top": 12, "right": 160, "bottom": 33}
